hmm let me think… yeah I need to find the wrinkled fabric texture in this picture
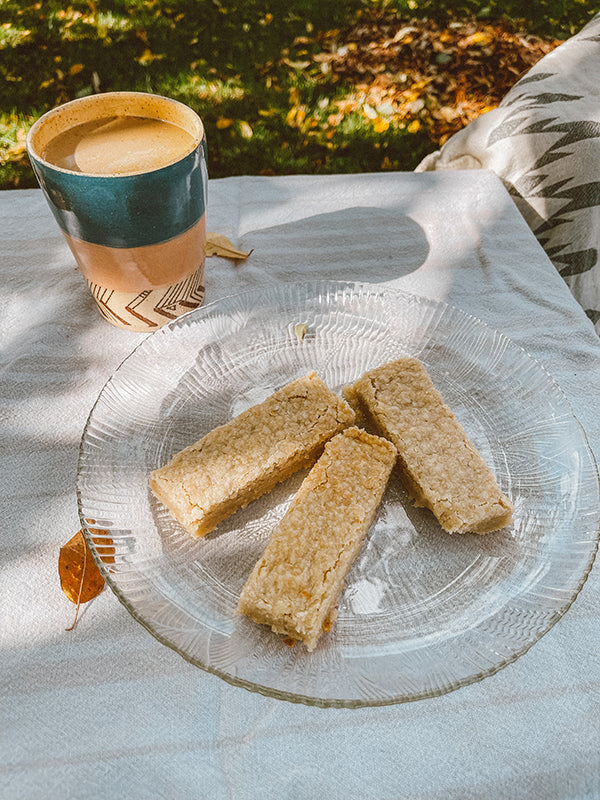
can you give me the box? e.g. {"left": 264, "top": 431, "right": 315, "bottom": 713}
{"left": 417, "top": 13, "right": 600, "bottom": 334}
{"left": 2, "top": 173, "right": 599, "bottom": 800}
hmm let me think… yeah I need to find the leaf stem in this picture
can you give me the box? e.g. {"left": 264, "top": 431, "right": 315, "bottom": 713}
{"left": 65, "top": 538, "right": 86, "bottom": 632}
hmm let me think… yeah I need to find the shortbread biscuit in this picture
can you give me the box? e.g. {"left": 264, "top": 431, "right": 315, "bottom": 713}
{"left": 349, "top": 358, "right": 513, "bottom": 534}
{"left": 149, "top": 372, "right": 355, "bottom": 537}
{"left": 237, "top": 427, "right": 397, "bottom": 650}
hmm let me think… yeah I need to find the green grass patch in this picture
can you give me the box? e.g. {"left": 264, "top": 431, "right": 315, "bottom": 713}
{"left": 0, "top": 0, "right": 597, "bottom": 188}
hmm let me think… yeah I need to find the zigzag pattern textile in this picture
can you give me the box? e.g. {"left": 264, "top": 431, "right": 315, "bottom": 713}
{"left": 417, "top": 14, "right": 600, "bottom": 334}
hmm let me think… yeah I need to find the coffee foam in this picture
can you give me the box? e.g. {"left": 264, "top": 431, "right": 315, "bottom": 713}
{"left": 28, "top": 91, "right": 204, "bottom": 176}
{"left": 43, "top": 115, "right": 197, "bottom": 175}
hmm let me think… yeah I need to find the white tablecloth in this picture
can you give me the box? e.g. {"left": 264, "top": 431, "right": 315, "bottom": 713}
{"left": 2, "top": 171, "right": 599, "bottom": 799}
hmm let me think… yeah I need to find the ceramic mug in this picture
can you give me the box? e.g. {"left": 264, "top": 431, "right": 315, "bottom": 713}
{"left": 26, "top": 91, "right": 208, "bottom": 331}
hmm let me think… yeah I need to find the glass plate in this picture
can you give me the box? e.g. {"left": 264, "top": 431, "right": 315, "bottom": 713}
{"left": 77, "top": 281, "right": 599, "bottom": 707}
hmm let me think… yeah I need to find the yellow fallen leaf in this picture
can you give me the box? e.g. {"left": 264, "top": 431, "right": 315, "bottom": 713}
{"left": 136, "top": 49, "right": 164, "bottom": 66}
{"left": 286, "top": 106, "right": 306, "bottom": 127}
{"left": 239, "top": 121, "right": 253, "bottom": 139}
{"left": 216, "top": 117, "right": 234, "bottom": 129}
{"left": 373, "top": 116, "right": 390, "bottom": 133}
{"left": 468, "top": 31, "right": 494, "bottom": 45}
{"left": 205, "top": 233, "right": 253, "bottom": 261}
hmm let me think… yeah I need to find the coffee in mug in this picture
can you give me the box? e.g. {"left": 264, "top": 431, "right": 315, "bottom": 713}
{"left": 42, "top": 115, "right": 198, "bottom": 175}
{"left": 27, "top": 92, "right": 208, "bottom": 331}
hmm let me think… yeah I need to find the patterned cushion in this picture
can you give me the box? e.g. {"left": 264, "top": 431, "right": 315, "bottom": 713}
{"left": 416, "top": 14, "right": 600, "bottom": 333}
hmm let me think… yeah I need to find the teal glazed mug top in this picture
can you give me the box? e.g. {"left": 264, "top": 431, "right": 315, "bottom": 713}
{"left": 26, "top": 91, "right": 208, "bottom": 331}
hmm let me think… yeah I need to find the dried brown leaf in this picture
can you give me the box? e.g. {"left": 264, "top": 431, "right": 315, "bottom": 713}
{"left": 59, "top": 529, "right": 114, "bottom": 630}
{"left": 205, "top": 233, "right": 253, "bottom": 261}
{"left": 294, "top": 322, "right": 308, "bottom": 341}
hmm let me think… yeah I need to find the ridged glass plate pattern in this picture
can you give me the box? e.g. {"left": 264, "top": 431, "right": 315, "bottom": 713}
{"left": 77, "top": 281, "right": 599, "bottom": 707}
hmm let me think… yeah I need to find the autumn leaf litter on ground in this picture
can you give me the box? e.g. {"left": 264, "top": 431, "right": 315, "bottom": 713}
{"left": 308, "top": 12, "right": 560, "bottom": 146}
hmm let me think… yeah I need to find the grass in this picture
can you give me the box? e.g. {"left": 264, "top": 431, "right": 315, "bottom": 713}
{"left": 0, "top": 0, "right": 597, "bottom": 188}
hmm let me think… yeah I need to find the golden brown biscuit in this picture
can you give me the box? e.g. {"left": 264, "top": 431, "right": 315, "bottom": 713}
{"left": 149, "top": 372, "right": 355, "bottom": 537}
{"left": 237, "top": 427, "right": 397, "bottom": 650}
{"left": 349, "top": 358, "right": 513, "bottom": 534}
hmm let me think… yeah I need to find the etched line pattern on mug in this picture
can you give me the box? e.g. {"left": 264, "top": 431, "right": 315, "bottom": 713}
{"left": 42, "top": 115, "right": 197, "bottom": 175}
{"left": 89, "top": 270, "right": 206, "bottom": 329}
